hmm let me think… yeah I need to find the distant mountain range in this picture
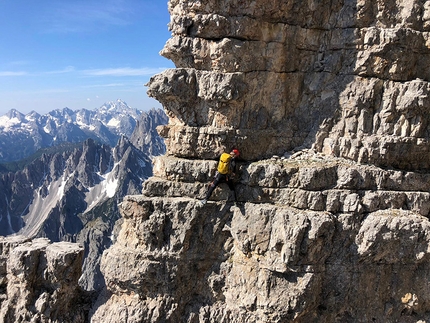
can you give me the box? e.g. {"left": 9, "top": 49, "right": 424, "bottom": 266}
{"left": 0, "top": 100, "right": 168, "bottom": 291}
{"left": 0, "top": 99, "right": 165, "bottom": 163}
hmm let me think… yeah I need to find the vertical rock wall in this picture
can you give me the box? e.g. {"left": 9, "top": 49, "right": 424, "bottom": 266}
{"left": 149, "top": 0, "right": 430, "bottom": 169}
{"left": 93, "top": 1, "right": 430, "bottom": 322}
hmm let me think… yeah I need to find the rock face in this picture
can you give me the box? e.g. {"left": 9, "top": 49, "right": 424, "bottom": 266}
{"left": 89, "top": 0, "right": 430, "bottom": 322}
{"left": 90, "top": 0, "right": 430, "bottom": 322}
{"left": 147, "top": 0, "right": 430, "bottom": 168}
{"left": 130, "top": 108, "right": 169, "bottom": 157}
{"left": 0, "top": 236, "right": 87, "bottom": 323}
{"left": 94, "top": 155, "right": 430, "bottom": 322}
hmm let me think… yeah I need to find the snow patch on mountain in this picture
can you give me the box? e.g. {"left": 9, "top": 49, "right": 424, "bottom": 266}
{"left": 20, "top": 177, "right": 66, "bottom": 238}
{"left": 0, "top": 116, "right": 22, "bottom": 130}
{"left": 85, "top": 162, "right": 120, "bottom": 212}
{"left": 107, "top": 118, "right": 121, "bottom": 128}
{"left": 19, "top": 158, "right": 121, "bottom": 238}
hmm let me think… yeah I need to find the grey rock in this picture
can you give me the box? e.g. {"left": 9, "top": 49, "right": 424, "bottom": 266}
{"left": 93, "top": 0, "right": 430, "bottom": 322}
{"left": 0, "top": 236, "right": 86, "bottom": 323}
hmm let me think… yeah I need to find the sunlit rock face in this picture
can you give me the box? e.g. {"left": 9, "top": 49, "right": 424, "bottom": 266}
{"left": 91, "top": 0, "right": 430, "bottom": 322}
{"left": 0, "top": 236, "right": 87, "bottom": 323}
{"left": 148, "top": 0, "right": 430, "bottom": 169}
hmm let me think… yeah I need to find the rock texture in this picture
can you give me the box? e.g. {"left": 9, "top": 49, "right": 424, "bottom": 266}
{"left": 147, "top": 0, "right": 430, "bottom": 167}
{"left": 91, "top": 0, "right": 430, "bottom": 322}
{"left": 130, "top": 108, "right": 169, "bottom": 157}
{"left": 0, "top": 236, "right": 87, "bottom": 323}
{"left": 94, "top": 153, "right": 430, "bottom": 322}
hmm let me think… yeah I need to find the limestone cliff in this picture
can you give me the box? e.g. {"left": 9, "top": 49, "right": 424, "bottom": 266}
{"left": 0, "top": 236, "right": 88, "bottom": 323}
{"left": 33, "top": 0, "right": 430, "bottom": 322}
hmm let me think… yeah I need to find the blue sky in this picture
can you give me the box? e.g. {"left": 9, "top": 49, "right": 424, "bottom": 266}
{"left": 0, "top": 0, "right": 174, "bottom": 115}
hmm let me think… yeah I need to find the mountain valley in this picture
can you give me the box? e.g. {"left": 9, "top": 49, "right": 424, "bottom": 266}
{"left": 0, "top": 101, "right": 167, "bottom": 291}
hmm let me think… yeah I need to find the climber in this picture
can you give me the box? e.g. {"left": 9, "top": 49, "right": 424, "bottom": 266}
{"left": 200, "top": 148, "right": 240, "bottom": 205}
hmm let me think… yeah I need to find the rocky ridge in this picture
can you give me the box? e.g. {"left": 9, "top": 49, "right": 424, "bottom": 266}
{"left": 92, "top": 0, "right": 430, "bottom": 322}
{"left": 0, "top": 99, "right": 153, "bottom": 163}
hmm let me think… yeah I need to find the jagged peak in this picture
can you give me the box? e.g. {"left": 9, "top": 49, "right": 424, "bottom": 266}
{"left": 115, "top": 135, "right": 132, "bottom": 152}
{"left": 98, "top": 99, "right": 140, "bottom": 116}
{"left": 25, "top": 110, "right": 41, "bottom": 120}
{"left": 5, "top": 108, "right": 25, "bottom": 120}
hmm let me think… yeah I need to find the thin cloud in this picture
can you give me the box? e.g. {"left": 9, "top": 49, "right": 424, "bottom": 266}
{"left": 0, "top": 66, "right": 75, "bottom": 77}
{"left": 0, "top": 66, "right": 166, "bottom": 78}
{"left": 83, "top": 67, "right": 166, "bottom": 77}
{"left": 44, "top": 66, "right": 76, "bottom": 75}
{"left": 0, "top": 88, "right": 70, "bottom": 95}
{"left": 0, "top": 71, "right": 27, "bottom": 76}
{"left": 34, "top": 88, "right": 71, "bottom": 94}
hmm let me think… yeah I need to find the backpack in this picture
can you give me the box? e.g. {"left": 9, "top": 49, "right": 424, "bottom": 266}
{"left": 217, "top": 153, "right": 232, "bottom": 175}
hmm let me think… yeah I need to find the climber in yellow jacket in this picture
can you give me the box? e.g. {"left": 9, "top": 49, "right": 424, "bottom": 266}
{"left": 200, "top": 148, "right": 240, "bottom": 205}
